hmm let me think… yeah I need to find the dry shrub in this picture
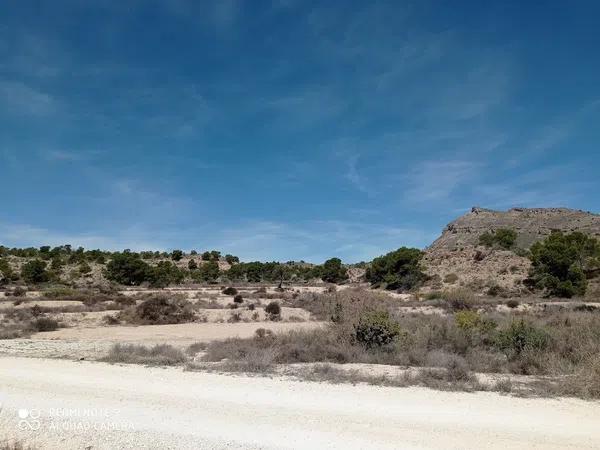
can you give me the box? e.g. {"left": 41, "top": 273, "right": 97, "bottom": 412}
{"left": 118, "top": 295, "right": 195, "bottom": 325}
{"left": 444, "top": 273, "right": 459, "bottom": 284}
{"left": 222, "top": 287, "right": 238, "bottom": 295}
{"left": 32, "top": 317, "right": 60, "bottom": 332}
{"left": 102, "top": 343, "right": 186, "bottom": 366}
{"left": 442, "top": 288, "right": 476, "bottom": 311}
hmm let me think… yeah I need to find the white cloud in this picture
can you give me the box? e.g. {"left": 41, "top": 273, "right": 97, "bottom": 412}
{"left": 404, "top": 160, "right": 481, "bottom": 203}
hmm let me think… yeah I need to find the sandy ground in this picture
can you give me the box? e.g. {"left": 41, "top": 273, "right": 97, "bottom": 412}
{"left": 0, "top": 322, "right": 325, "bottom": 359}
{"left": 0, "top": 357, "right": 598, "bottom": 450}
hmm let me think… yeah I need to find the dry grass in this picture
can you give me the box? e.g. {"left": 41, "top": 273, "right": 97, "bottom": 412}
{"left": 201, "top": 289, "right": 600, "bottom": 399}
{"left": 101, "top": 343, "right": 187, "bottom": 366}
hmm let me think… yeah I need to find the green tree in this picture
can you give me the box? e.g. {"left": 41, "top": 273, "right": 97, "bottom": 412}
{"left": 0, "top": 258, "right": 16, "bottom": 283}
{"left": 225, "top": 254, "right": 239, "bottom": 265}
{"left": 528, "top": 232, "right": 600, "bottom": 297}
{"left": 188, "top": 258, "right": 198, "bottom": 270}
{"left": 171, "top": 250, "right": 184, "bottom": 261}
{"left": 195, "top": 260, "right": 220, "bottom": 283}
{"left": 148, "top": 261, "right": 185, "bottom": 288}
{"left": 366, "top": 247, "right": 426, "bottom": 291}
{"left": 105, "top": 253, "right": 151, "bottom": 286}
{"left": 21, "top": 259, "right": 50, "bottom": 284}
{"left": 320, "top": 258, "right": 348, "bottom": 284}
{"left": 201, "top": 251, "right": 212, "bottom": 261}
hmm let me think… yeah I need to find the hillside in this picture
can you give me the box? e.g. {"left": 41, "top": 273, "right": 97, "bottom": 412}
{"left": 423, "top": 207, "right": 600, "bottom": 296}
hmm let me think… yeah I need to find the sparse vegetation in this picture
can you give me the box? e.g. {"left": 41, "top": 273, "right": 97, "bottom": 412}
{"left": 102, "top": 343, "right": 186, "bottom": 366}
{"left": 479, "top": 228, "right": 518, "bottom": 250}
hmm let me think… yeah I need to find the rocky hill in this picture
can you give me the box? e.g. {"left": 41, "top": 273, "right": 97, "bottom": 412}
{"left": 423, "top": 207, "right": 600, "bottom": 296}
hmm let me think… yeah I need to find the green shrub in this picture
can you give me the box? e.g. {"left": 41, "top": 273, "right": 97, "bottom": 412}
{"left": 496, "top": 320, "right": 549, "bottom": 355}
{"left": 479, "top": 229, "right": 517, "bottom": 249}
{"left": 21, "top": 260, "right": 49, "bottom": 284}
{"left": 171, "top": 250, "right": 183, "bottom": 261}
{"left": 187, "top": 259, "right": 198, "bottom": 270}
{"left": 105, "top": 253, "right": 151, "bottom": 285}
{"left": 78, "top": 261, "right": 92, "bottom": 274}
{"left": 319, "top": 258, "right": 349, "bottom": 284}
{"left": 147, "top": 261, "right": 184, "bottom": 288}
{"left": 354, "top": 310, "right": 401, "bottom": 348}
{"left": 233, "top": 294, "right": 244, "bottom": 303}
{"left": 193, "top": 261, "right": 220, "bottom": 283}
{"left": 366, "top": 247, "right": 426, "bottom": 291}
{"left": 454, "top": 310, "right": 481, "bottom": 331}
{"left": 265, "top": 301, "right": 281, "bottom": 320}
{"left": 528, "top": 232, "right": 600, "bottom": 297}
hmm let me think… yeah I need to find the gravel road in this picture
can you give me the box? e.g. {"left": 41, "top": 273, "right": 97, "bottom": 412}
{"left": 0, "top": 357, "right": 598, "bottom": 449}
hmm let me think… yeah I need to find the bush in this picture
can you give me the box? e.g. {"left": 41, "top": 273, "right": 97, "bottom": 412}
{"left": 171, "top": 250, "right": 183, "bottom": 261}
{"left": 496, "top": 320, "right": 549, "bottom": 356}
{"left": 506, "top": 299, "right": 520, "bottom": 309}
{"left": 443, "top": 273, "right": 458, "bottom": 284}
{"left": 454, "top": 310, "right": 481, "bottom": 331}
{"left": 78, "top": 261, "right": 92, "bottom": 275}
{"left": 102, "top": 343, "right": 186, "bottom": 366}
{"left": 32, "top": 317, "right": 59, "bottom": 332}
{"left": 479, "top": 228, "right": 517, "bottom": 249}
{"left": 528, "top": 232, "right": 600, "bottom": 297}
{"left": 147, "top": 261, "right": 184, "bottom": 288}
{"left": 21, "top": 260, "right": 49, "bottom": 284}
{"left": 442, "top": 288, "right": 476, "bottom": 311}
{"left": 233, "top": 294, "right": 244, "bottom": 303}
{"left": 12, "top": 286, "right": 27, "bottom": 297}
{"left": 222, "top": 287, "right": 238, "bottom": 295}
{"left": 366, "top": 247, "right": 426, "bottom": 291}
{"left": 123, "top": 296, "right": 195, "bottom": 325}
{"left": 193, "top": 261, "right": 220, "bottom": 283}
{"left": 319, "top": 258, "right": 348, "bottom": 284}
{"left": 354, "top": 310, "right": 401, "bottom": 348}
{"left": 105, "top": 253, "right": 151, "bottom": 286}
{"left": 188, "top": 259, "right": 198, "bottom": 270}
{"left": 265, "top": 301, "right": 281, "bottom": 320}
{"left": 486, "top": 284, "right": 503, "bottom": 297}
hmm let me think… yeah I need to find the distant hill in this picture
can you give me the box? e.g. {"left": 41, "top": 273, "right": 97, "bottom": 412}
{"left": 423, "top": 207, "right": 600, "bottom": 296}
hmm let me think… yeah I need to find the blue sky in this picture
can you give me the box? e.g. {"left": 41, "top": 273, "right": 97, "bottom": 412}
{"left": 1, "top": 1, "right": 599, "bottom": 262}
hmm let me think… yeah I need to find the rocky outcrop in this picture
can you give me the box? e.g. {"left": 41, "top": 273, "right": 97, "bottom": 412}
{"left": 429, "top": 207, "right": 600, "bottom": 253}
{"left": 423, "top": 207, "right": 600, "bottom": 296}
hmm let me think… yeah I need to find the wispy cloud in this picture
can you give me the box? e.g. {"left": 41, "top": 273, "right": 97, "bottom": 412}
{"left": 404, "top": 159, "right": 481, "bottom": 203}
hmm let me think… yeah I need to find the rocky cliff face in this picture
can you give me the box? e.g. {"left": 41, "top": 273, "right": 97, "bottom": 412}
{"left": 428, "top": 207, "right": 600, "bottom": 253}
{"left": 423, "top": 207, "right": 600, "bottom": 296}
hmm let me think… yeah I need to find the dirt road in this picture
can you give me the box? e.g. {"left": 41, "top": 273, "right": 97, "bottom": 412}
{"left": 0, "top": 357, "right": 598, "bottom": 449}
